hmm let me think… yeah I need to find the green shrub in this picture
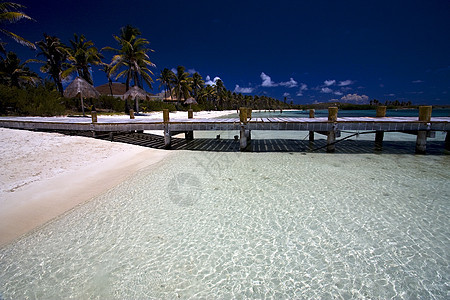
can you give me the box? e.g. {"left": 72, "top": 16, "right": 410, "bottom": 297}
{"left": 0, "top": 84, "right": 65, "bottom": 116}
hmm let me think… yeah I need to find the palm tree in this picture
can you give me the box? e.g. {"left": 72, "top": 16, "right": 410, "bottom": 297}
{"left": 190, "top": 72, "right": 204, "bottom": 102}
{"left": 215, "top": 79, "right": 226, "bottom": 110}
{"left": 171, "top": 66, "right": 191, "bottom": 109}
{"left": 100, "top": 62, "right": 114, "bottom": 96}
{"left": 103, "top": 25, "right": 155, "bottom": 91}
{"left": 157, "top": 68, "right": 175, "bottom": 101}
{"left": 0, "top": 1, "right": 35, "bottom": 51}
{"left": 0, "top": 50, "right": 39, "bottom": 87}
{"left": 63, "top": 33, "right": 103, "bottom": 85}
{"left": 199, "top": 84, "right": 217, "bottom": 109}
{"left": 34, "top": 34, "right": 69, "bottom": 95}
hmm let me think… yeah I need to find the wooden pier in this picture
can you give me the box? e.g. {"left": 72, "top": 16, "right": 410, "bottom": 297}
{"left": 0, "top": 106, "right": 449, "bottom": 154}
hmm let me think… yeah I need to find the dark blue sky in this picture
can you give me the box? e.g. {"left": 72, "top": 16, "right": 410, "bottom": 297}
{"left": 6, "top": 0, "right": 450, "bottom": 105}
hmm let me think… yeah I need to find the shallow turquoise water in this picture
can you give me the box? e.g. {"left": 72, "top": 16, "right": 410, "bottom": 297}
{"left": 1, "top": 150, "right": 449, "bottom": 299}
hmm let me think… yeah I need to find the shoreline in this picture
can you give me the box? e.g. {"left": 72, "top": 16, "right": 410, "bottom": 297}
{"left": 0, "top": 110, "right": 234, "bottom": 247}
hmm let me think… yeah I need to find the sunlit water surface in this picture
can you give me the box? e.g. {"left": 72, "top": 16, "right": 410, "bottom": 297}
{"left": 1, "top": 151, "right": 449, "bottom": 299}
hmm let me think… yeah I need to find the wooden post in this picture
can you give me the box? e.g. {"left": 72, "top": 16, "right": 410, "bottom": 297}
{"left": 247, "top": 108, "right": 252, "bottom": 120}
{"left": 328, "top": 107, "right": 338, "bottom": 122}
{"left": 416, "top": 106, "right": 432, "bottom": 154}
{"left": 376, "top": 106, "right": 387, "bottom": 117}
{"left": 309, "top": 109, "right": 315, "bottom": 142}
{"left": 240, "top": 126, "right": 248, "bottom": 151}
{"left": 91, "top": 111, "right": 97, "bottom": 123}
{"left": 375, "top": 106, "right": 386, "bottom": 151}
{"left": 163, "top": 109, "right": 170, "bottom": 123}
{"left": 163, "top": 109, "right": 171, "bottom": 149}
{"left": 418, "top": 106, "right": 432, "bottom": 122}
{"left": 129, "top": 109, "right": 135, "bottom": 119}
{"left": 327, "top": 130, "right": 336, "bottom": 153}
{"left": 239, "top": 107, "right": 248, "bottom": 124}
{"left": 186, "top": 109, "right": 194, "bottom": 140}
{"left": 326, "top": 107, "right": 338, "bottom": 152}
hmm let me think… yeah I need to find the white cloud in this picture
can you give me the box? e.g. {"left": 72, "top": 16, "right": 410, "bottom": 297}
{"left": 279, "top": 78, "right": 298, "bottom": 88}
{"left": 321, "top": 87, "right": 333, "bottom": 93}
{"left": 412, "top": 80, "right": 424, "bottom": 83}
{"left": 340, "top": 93, "right": 369, "bottom": 103}
{"left": 234, "top": 85, "right": 254, "bottom": 94}
{"left": 334, "top": 91, "right": 343, "bottom": 96}
{"left": 261, "top": 72, "right": 277, "bottom": 87}
{"left": 205, "top": 75, "right": 221, "bottom": 86}
{"left": 296, "top": 83, "right": 308, "bottom": 96}
{"left": 187, "top": 68, "right": 197, "bottom": 74}
{"left": 283, "top": 92, "right": 290, "bottom": 97}
{"left": 324, "top": 80, "right": 336, "bottom": 86}
{"left": 171, "top": 68, "right": 177, "bottom": 74}
{"left": 338, "top": 80, "right": 354, "bottom": 86}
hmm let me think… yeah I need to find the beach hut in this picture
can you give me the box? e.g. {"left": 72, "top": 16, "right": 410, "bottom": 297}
{"left": 64, "top": 77, "right": 100, "bottom": 116}
{"left": 184, "top": 97, "right": 198, "bottom": 109}
{"left": 123, "top": 86, "right": 149, "bottom": 113}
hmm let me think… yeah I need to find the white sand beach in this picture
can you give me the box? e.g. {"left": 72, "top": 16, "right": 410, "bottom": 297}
{"left": 0, "top": 110, "right": 234, "bottom": 246}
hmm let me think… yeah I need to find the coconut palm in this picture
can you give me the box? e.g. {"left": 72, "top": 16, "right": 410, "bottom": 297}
{"left": 33, "top": 34, "right": 69, "bottom": 95}
{"left": 103, "top": 25, "right": 155, "bottom": 92}
{"left": 100, "top": 62, "right": 114, "bottom": 96}
{"left": 157, "top": 68, "right": 175, "bottom": 101}
{"left": 171, "top": 66, "right": 191, "bottom": 109}
{"left": 215, "top": 78, "right": 226, "bottom": 110}
{"left": 62, "top": 33, "right": 103, "bottom": 85}
{"left": 190, "top": 72, "right": 204, "bottom": 102}
{"left": 0, "top": 1, "right": 35, "bottom": 51}
{"left": 0, "top": 51, "right": 39, "bottom": 87}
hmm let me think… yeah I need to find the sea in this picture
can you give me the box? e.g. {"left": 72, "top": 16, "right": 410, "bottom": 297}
{"left": 0, "top": 109, "right": 449, "bottom": 299}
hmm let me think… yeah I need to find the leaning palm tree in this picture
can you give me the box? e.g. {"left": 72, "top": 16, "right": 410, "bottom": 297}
{"left": 33, "top": 34, "right": 69, "bottom": 95}
{"left": 157, "top": 68, "right": 175, "bottom": 101}
{"left": 0, "top": 1, "right": 35, "bottom": 51}
{"left": 171, "top": 66, "right": 191, "bottom": 109}
{"left": 0, "top": 50, "right": 39, "bottom": 87}
{"left": 62, "top": 33, "right": 103, "bottom": 85}
{"left": 102, "top": 25, "right": 155, "bottom": 92}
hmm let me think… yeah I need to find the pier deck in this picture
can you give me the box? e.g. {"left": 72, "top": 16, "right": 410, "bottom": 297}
{"left": 0, "top": 115, "right": 449, "bottom": 153}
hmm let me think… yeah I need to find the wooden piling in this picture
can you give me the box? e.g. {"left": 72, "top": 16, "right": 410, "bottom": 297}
{"left": 376, "top": 106, "right": 387, "bottom": 117}
{"left": 418, "top": 106, "right": 432, "bottom": 122}
{"left": 309, "top": 109, "right": 315, "bottom": 142}
{"left": 240, "top": 107, "right": 248, "bottom": 124}
{"left": 163, "top": 109, "right": 170, "bottom": 123}
{"left": 247, "top": 108, "right": 252, "bottom": 120}
{"left": 163, "top": 109, "right": 171, "bottom": 148}
{"left": 186, "top": 109, "right": 194, "bottom": 140}
{"left": 240, "top": 126, "right": 248, "bottom": 151}
{"left": 416, "top": 106, "right": 432, "bottom": 154}
{"left": 326, "top": 107, "right": 338, "bottom": 152}
{"left": 327, "top": 130, "right": 336, "bottom": 153}
{"left": 375, "top": 106, "right": 386, "bottom": 151}
{"left": 91, "top": 111, "right": 97, "bottom": 123}
{"left": 328, "top": 107, "right": 338, "bottom": 122}
{"left": 129, "top": 109, "right": 135, "bottom": 119}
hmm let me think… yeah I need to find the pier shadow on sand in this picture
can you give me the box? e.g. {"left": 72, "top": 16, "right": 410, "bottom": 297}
{"left": 73, "top": 131, "right": 448, "bottom": 155}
